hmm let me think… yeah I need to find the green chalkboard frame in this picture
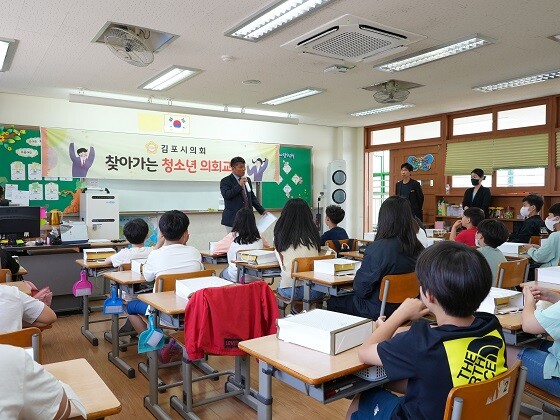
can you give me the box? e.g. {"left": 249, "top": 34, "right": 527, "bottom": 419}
{"left": 0, "top": 125, "right": 80, "bottom": 212}
{"left": 261, "top": 146, "right": 312, "bottom": 209}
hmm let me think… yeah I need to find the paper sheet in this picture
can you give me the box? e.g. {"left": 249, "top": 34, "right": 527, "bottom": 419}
{"left": 61, "top": 382, "right": 87, "bottom": 419}
{"left": 257, "top": 212, "right": 277, "bottom": 233}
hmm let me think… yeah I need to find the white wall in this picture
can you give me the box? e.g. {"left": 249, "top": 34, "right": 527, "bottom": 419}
{"left": 0, "top": 92, "right": 365, "bottom": 245}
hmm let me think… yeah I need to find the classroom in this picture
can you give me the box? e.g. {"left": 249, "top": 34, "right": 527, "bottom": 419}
{"left": 1, "top": 0, "right": 560, "bottom": 419}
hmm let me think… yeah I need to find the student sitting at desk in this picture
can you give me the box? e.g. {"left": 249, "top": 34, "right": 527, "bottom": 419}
{"left": 214, "top": 208, "right": 269, "bottom": 282}
{"left": 0, "top": 248, "right": 20, "bottom": 274}
{"left": 0, "top": 344, "right": 71, "bottom": 419}
{"left": 104, "top": 218, "right": 152, "bottom": 267}
{"left": 509, "top": 194, "right": 545, "bottom": 244}
{"left": 522, "top": 203, "right": 560, "bottom": 267}
{"left": 348, "top": 242, "right": 507, "bottom": 420}
{"left": 507, "top": 285, "right": 560, "bottom": 398}
{"left": 274, "top": 198, "right": 325, "bottom": 310}
{"left": 0, "top": 285, "right": 57, "bottom": 333}
{"left": 476, "top": 219, "right": 509, "bottom": 283}
{"left": 320, "top": 205, "right": 349, "bottom": 245}
{"left": 126, "top": 210, "right": 202, "bottom": 361}
{"left": 450, "top": 207, "right": 485, "bottom": 247}
{"left": 327, "top": 196, "right": 423, "bottom": 320}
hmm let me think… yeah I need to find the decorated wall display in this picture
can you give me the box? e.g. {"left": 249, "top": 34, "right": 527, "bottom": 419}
{"left": 0, "top": 125, "right": 80, "bottom": 213}
{"left": 262, "top": 146, "right": 312, "bottom": 209}
{"left": 407, "top": 154, "right": 434, "bottom": 171}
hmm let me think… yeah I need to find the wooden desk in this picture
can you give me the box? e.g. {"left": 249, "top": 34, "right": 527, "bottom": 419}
{"left": 234, "top": 261, "right": 281, "bottom": 284}
{"left": 496, "top": 312, "right": 539, "bottom": 346}
{"left": 201, "top": 251, "right": 227, "bottom": 265}
{"left": 102, "top": 270, "right": 146, "bottom": 379}
{"left": 74, "top": 259, "right": 115, "bottom": 347}
{"left": 239, "top": 334, "right": 386, "bottom": 420}
{"left": 44, "top": 358, "right": 121, "bottom": 419}
{"left": 292, "top": 271, "right": 354, "bottom": 311}
{"left": 139, "top": 291, "right": 186, "bottom": 329}
{"left": 0, "top": 281, "right": 32, "bottom": 294}
{"left": 339, "top": 251, "right": 363, "bottom": 260}
{"left": 503, "top": 252, "right": 531, "bottom": 261}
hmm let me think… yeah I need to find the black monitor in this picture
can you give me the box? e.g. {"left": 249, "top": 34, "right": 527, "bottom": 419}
{"left": 0, "top": 206, "right": 41, "bottom": 245}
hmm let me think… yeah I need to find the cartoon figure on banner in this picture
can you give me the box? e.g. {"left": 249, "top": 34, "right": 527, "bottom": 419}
{"left": 407, "top": 154, "right": 434, "bottom": 172}
{"left": 69, "top": 142, "right": 95, "bottom": 178}
{"left": 247, "top": 157, "right": 269, "bottom": 182}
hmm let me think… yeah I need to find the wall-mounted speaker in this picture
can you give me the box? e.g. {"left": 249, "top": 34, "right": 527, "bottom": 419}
{"left": 325, "top": 160, "right": 347, "bottom": 228}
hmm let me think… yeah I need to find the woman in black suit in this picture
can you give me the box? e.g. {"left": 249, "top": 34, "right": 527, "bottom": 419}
{"left": 462, "top": 168, "right": 491, "bottom": 217}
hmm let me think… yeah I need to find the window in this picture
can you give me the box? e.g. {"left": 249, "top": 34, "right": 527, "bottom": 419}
{"left": 370, "top": 150, "right": 390, "bottom": 228}
{"left": 495, "top": 168, "right": 545, "bottom": 187}
{"left": 370, "top": 127, "right": 400, "bottom": 145}
{"left": 404, "top": 120, "right": 441, "bottom": 141}
{"left": 451, "top": 175, "right": 492, "bottom": 189}
{"left": 452, "top": 113, "right": 492, "bottom": 136}
{"left": 497, "top": 104, "right": 546, "bottom": 130}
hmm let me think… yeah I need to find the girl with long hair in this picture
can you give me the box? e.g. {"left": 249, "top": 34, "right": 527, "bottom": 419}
{"left": 327, "top": 196, "right": 424, "bottom": 319}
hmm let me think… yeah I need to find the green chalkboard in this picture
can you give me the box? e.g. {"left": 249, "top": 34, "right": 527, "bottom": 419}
{"left": 0, "top": 125, "right": 80, "bottom": 213}
{"left": 262, "top": 146, "right": 312, "bottom": 209}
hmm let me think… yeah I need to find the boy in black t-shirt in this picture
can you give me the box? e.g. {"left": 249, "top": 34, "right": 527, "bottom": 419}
{"left": 320, "top": 205, "right": 349, "bottom": 245}
{"left": 347, "top": 241, "right": 507, "bottom": 420}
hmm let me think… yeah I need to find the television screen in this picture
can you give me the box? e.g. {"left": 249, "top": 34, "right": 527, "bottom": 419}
{"left": 0, "top": 206, "right": 41, "bottom": 241}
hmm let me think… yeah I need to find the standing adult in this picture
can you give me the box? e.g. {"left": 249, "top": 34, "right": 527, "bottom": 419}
{"left": 395, "top": 163, "right": 424, "bottom": 220}
{"left": 462, "top": 168, "right": 492, "bottom": 218}
{"left": 220, "top": 156, "right": 266, "bottom": 232}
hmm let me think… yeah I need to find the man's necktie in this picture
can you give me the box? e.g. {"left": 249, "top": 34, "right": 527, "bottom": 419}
{"left": 242, "top": 185, "right": 249, "bottom": 208}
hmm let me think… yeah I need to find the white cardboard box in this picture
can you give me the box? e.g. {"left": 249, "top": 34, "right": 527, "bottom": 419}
{"left": 314, "top": 258, "right": 361, "bottom": 275}
{"left": 277, "top": 309, "right": 373, "bottom": 355}
{"left": 238, "top": 249, "right": 277, "bottom": 265}
{"left": 497, "top": 242, "right": 527, "bottom": 255}
{"left": 83, "top": 247, "right": 115, "bottom": 262}
{"left": 478, "top": 287, "right": 524, "bottom": 314}
{"left": 175, "top": 276, "right": 232, "bottom": 300}
{"left": 131, "top": 258, "right": 147, "bottom": 274}
{"left": 536, "top": 266, "right": 560, "bottom": 284}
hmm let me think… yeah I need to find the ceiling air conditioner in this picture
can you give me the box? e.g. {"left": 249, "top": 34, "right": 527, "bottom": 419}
{"left": 282, "top": 15, "right": 425, "bottom": 63}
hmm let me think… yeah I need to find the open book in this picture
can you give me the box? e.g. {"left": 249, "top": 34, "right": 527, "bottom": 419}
{"left": 175, "top": 276, "right": 232, "bottom": 301}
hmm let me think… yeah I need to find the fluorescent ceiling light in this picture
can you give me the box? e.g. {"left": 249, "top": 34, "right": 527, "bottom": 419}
{"left": 0, "top": 38, "right": 18, "bottom": 72}
{"left": 376, "top": 34, "right": 494, "bottom": 72}
{"left": 68, "top": 92, "right": 299, "bottom": 124}
{"left": 260, "top": 88, "right": 324, "bottom": 105}
{"left": 139, "top": 66, "right": 201, "bottom": 91}
{"left": 472, "top": 69, "right": 560, "bottom": 92}
{"left": 225, "top": 0, "right": 334, "bottom": 42}
{"left": 350, "top": 103, "right": 415, "bottom": 117}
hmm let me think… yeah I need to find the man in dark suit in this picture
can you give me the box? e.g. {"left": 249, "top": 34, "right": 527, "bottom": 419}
{"left": 220, "top": 156, "right": 266, "bottom": 231}
{"left": 395, "top": 162, "right": 424, "bottom": 220}
{"left": 69, "top": 143, "right": 95, "bottom": 178}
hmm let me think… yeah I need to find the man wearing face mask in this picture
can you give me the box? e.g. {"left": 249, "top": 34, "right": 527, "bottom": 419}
{"left": 509, "top": 194, "right": 545, "bottom": 244}
{"left": 523, "top": 203, "right": 560, "bottom": 268}
{"left": 462, "top": 168, "right": 492, "bottom": 218}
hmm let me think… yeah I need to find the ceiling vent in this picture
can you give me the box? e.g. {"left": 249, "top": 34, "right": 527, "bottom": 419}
{"left": 92, "top": 21, "right": 179, "bottom": 54}
{"left": 281, "top": 15, "right": 425, "bottom": 63}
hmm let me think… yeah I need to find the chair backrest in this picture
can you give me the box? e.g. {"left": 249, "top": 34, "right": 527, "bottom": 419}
{"left": 529, "top": 236, "right": 541, "bottom": 245}
{"left": 443, "top": 360, "right": 526, "bottom": 420}
{"left": 378, "top": 273, "right": 420, "bottom": 318}
{"left": 0, "top": 327, "right": 42, "bottom": 362}
{"left": 0, "top": 269, "right": 12, "bottom": 283}
{"left": 119, "top": 262, "right": 131, "bottom": 271}
{"left": 496, "top": 259, "right": 529, "bottom": 289}
{"left": 155, "top": 269, "right": 216, "bottom": 292}
{"left": 325, "top": 239, "right": 356, "bottom": 255}
{"left": 291, "top": 254, "right": 335, "bottom": 275}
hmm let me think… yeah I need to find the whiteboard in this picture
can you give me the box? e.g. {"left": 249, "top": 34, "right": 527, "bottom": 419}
{"left": 100, "top": 179, "right": 222, "bottom": 212}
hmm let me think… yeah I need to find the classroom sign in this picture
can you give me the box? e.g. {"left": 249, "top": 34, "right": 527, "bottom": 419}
{"left": 41, "top": 128, "right": 279, "bottom": 182}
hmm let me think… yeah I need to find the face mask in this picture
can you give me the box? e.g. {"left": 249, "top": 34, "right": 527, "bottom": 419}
{"left": 545, "top": 217, "right": 558, "bottom": 232}
{"left": 471, "top": 178, "right": 480, "bottom": 186}
{"left": 475, "top": 238, "right": 480, "bottom": 247}
{"left": 520, "top": 206, "right": 530, "bottom": 218}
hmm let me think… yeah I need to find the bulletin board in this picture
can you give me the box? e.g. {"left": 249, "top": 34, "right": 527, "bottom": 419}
{"left": 261, "top": 146, "right": 312, "bottom": 209}
{"left": 0, "top": 125, "right": 79, "bottom": 212}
